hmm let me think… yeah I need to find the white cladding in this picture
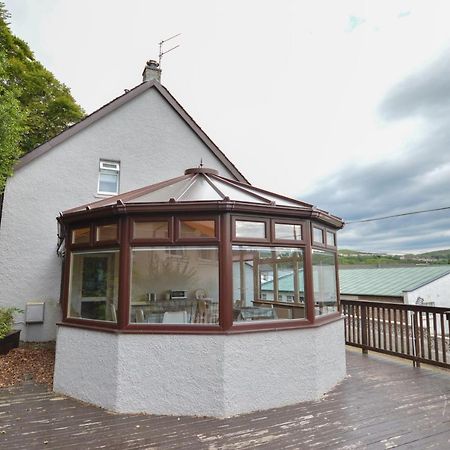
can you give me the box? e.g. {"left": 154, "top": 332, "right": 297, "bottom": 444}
{"left": 54, "top": 319, "right": 346, "bottom": 417}
{"left": 403, "top": 273, "right": 450, "bottom": 307}
{"left": 0, "top": 87, "right": 236, "bottom": 341}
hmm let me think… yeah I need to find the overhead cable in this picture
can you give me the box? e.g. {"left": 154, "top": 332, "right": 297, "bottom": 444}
{"left": 345, "top": 206, "right": 450, "bottom": 224}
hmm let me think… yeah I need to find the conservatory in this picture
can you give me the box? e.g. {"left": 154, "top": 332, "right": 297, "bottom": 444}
{"left": 54, "top": 167, "right": 346, "bottom": 417}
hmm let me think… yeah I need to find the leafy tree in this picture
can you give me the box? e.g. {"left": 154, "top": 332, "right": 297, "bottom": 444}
{"left": 0, "top": 2, "right": 84, "bottom": 190}
{"left": 0, "top": 51, "right": 24, "bottom": 191}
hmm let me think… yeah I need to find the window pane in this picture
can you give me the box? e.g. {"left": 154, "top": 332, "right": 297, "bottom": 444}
{"left": 235, "top": 220, "right": 266, "bottom": 239}
{"left": 326, "top": 231, "right": 336, "bottom": 246}
{"left": 99, "top": 171, "right": 118, "bottom": 194}
{"left": 312, "top": 250, "right": 337, "bottom": 316}
{"left": 275, "top": 223, "right": 302, "bottom": 241}
{"left": 68, "top": 251, "right": 119, "bottom": 322}
{"left": 313, "top": 227, "right": 324, "bottom": 243}
{"left": 232, "top": 246, "right": 305, "bottom": 322}
{"left": 96, "top": 224, "right": 118, "bottom": 242}
{"left": 130, "top": 246, "right": 219, "bottom": 324}
{"left": 72, "top": 227, "right": 90, "bottom": 244}
{"left": 180, "top": 220, "right": 215, "bottom": 238}
{"left": 134, "top": 221, "right": 169, "bottom": 240}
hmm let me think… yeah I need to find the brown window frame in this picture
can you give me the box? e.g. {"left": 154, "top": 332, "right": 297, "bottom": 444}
{"left": 70, "top": 224, "right": 93, "bottom": 249}
{"left": 130, "top": 216, "right": 173, "bottom": 245}
{"left": 229, "top": 241, "right": 311, "bottom": 330}
{"left": 94, "top": 221, "right": 120, "bottom": 247}
{"left": 127, "top": 240, "right": 222, "bottom": 331}
{"left": 231, "top": 216, "right": 270, "bottom": 243}
{"left": 271, "top": 219, "right": 305, "bottom": 244}
{"left": 61, "top": 214, "right": 342, "bottom": 334}
{"left": 63, "top": 247, "right": 121, "bottom": 329}
{"left": 311, "top": 224, "right": 326, "bottom": 248}
{"left": 325, "top": 229, "right": 337, "bottom": 249}
{"left": 175, "top": 216, "right": 220, "bottom": 243}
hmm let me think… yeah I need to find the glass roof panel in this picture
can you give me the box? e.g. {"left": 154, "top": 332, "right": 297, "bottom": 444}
{"left": 209, "top": 178, "right": 270, "bottom": 204}
{"left": 178, "top": 176, "right": 223, "bottom": 201}
{"left": 214, "top": 178, "right": 305, "bottom": 207}
{"left": 131, "top": 178, "right": 195, "bottom": 203}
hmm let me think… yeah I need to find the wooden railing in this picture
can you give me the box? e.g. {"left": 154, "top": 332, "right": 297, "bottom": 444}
{"left": 341, "top": 299, "right": 450, "bottom": 369}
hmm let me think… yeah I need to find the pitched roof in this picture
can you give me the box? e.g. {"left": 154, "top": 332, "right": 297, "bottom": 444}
{"left": 63, "top": 166, "right": 326, "bottom": 215}
{"left": 339, "top": 266, "right": 450, "bottom": 297}
{"left": 15, "top": 80, "right": 248, "bottom": 183}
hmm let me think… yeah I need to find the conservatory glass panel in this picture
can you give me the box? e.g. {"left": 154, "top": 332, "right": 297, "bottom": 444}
{"left": 275, "top": 223, "right": 302, "bottom": 241}
{"left": 68, "top": 250, "right": 119, "bottom": 322}
{"left": 133, "top": 221, "right": 169, "bottom": 240}
{"left": 326, "top": 231, "right": 336, "bottom": 246}
{"left": 96, "top": 224, "right": 118, "bottom": 242}
{"left": 232, "top": 246, "right": 305, "bottom": 322}
{"left": 179, "top": 220, "right": 215, "bottom": 238}
{"left": 235, "top": 220, "right": 266, "bottom": 239}
{"left": 312, "top": 250, "right": 338, "bottom": 316}
{"left": 130, "top": 246, "right": 219, "bottom": 324}
{"left": 72, "top": 227, "right": 90, "bottom": 245}
{"left": 313, "top": 227, "right": 324, "bottom": 244}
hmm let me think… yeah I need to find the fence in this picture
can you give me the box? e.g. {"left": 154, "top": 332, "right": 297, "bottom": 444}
{"left": 341, "top": 299, "right": 450, "bottom": 369}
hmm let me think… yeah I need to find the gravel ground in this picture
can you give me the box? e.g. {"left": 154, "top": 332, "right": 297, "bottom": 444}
{"left": 0, "top": 342, "right": 55, "bottom": 388}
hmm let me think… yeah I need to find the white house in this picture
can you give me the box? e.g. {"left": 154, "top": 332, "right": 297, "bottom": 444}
{"left": 0, "top": 61, "right": 247, "bottom": 341}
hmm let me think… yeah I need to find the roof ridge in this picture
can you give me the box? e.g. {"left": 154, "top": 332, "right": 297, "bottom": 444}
{"left": 14, "top": 80, "right": 249, "bottom": 184}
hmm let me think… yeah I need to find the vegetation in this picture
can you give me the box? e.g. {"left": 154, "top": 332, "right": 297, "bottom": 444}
{"left": 338, "top": 249, "right": 450, "bottom": 266}
{"left": 0, "top": 2, "right": 84, "bottom": 191}
{"left": 0, "top": 306, "right": 22, "bottom": 339}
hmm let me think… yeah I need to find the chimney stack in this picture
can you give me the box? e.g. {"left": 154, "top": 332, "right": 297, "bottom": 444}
{"left": 142, "top": 60, "right": 161, "bottom": 83}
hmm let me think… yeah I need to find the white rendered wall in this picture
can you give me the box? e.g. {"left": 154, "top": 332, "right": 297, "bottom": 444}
{"left": 403, "top": 274, "right": 450, "bottom": 307}
{"left": 53, "top": 319, "right": 346, "bottom": 418}
{"left": 0, "top": 87, "right": 237, "bottom": 341}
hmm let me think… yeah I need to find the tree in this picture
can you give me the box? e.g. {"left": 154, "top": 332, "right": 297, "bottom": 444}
{"left": 0, "top": 51, "right": 24, "bottom": 191}
{"left": 0, "top": 2, "right": 84, "bottom": 191}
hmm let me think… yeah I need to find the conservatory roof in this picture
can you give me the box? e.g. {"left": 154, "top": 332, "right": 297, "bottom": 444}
{"left": 63, "top": 167, "right": 343, "bottom": 225}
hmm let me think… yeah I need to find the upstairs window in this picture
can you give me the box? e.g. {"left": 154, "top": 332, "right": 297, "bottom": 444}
{"left": 98, "top": 160, "right": 120, "bottom": 195}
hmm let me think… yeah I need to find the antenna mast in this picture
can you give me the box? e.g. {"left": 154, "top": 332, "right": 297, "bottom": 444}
{"left": 158, "top": 33, "right": 181, "bottom": 68}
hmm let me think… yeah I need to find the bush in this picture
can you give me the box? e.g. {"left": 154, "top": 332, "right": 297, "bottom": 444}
{"left": 0, "top": 307, "right": 22, "bottom": 339}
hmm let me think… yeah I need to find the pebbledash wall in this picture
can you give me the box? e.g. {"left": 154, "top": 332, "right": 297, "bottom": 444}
{"left": 54, "top": 319, "right": 346, "bottom": 417}
{"left": 0, "top": 84, "right": 239, "bottom": 341}
{"left": 403, "top": 273, "right": 450, "bottom": 307}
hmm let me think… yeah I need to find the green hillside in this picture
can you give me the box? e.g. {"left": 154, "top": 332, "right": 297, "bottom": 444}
{"left": 338, "top": 249, "right": 450, "bottom": 265}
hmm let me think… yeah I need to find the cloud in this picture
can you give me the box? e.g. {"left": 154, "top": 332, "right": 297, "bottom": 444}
{"left": 379, "top": 48, "right": 450, "bottom": 120}
{"left": 302, "top": 49, "right": 450, "bottom": 253}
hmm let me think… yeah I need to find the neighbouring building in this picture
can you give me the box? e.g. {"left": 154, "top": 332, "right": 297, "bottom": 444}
{"left": 0, "top": 61, "right": 247, "bottom": 341}
{"left": 339, "top": 266, "right": 450, "bottom": 307}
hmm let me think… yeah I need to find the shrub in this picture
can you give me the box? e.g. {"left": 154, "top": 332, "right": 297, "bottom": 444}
{"left": 0, "top": 307, "right": 22, "bottom": 339}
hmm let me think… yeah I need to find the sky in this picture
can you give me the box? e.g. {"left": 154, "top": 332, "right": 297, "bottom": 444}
{"left": 4, "top": 0, "right": 450, "bottom": 254}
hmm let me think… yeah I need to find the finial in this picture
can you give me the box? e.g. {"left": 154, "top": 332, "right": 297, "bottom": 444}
{"left": 199, "top": 158, "right": 204, "bottom": 168}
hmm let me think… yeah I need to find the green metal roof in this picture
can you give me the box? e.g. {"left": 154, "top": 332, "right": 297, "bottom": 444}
{"left": 260, "top": 266, "right": 450, "bottom": 297}
{"left": 261, "top": 272, "right": 305, "bottom": 292}
{"left": 339, "top": 266, "right": 450, "bottom": 297}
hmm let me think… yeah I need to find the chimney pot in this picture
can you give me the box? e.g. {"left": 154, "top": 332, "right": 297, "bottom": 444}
{"left": 142, "top": 60, "right": 161, "bottom": 83}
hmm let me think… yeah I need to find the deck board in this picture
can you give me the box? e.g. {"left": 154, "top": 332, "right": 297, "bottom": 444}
{"left": 1, "top": 348, "right": 449, "bottom": 449}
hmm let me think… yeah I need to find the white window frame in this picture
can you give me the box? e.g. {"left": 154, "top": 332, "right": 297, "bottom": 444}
{"left": 97, "top": 160, "right": 120, "bottom": 195}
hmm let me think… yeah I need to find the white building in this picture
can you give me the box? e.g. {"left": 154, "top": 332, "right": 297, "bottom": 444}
{"left": 0, "top": 62, "right": 247, "bottom": 341}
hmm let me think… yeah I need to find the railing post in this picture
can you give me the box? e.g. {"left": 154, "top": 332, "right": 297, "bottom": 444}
{"left": 361, "top": 304, "right": 368, "bottom": 354}
{"left": 412, "top": 310, "right": 421, "bottom": 368}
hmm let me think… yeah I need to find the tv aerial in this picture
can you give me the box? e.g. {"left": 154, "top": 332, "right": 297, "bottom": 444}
{"left": 158, "top": 33, "right": 181, "bottom": 68}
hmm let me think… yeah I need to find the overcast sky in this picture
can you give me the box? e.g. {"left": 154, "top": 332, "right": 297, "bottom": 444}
{"left": 4, "top": 0, "right": 450, "bottom": 254}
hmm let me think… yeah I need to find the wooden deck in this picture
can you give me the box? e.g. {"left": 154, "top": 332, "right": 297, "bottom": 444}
{"left": 1, "top": 348, "right": 450, "bottom": 449}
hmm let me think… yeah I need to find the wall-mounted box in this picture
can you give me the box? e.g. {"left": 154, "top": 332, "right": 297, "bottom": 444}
{"left": 26, "top": 302, "right": 45, "bottom": 324}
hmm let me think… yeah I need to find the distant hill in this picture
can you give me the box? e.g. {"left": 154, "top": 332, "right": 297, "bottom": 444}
{"left": 338, "top": 249, "right": 450, "bottom": 265}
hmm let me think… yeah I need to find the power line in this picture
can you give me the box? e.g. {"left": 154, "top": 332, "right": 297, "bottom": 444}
{"left": 345, "top": 206, "right": 450, "bottom": 224}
